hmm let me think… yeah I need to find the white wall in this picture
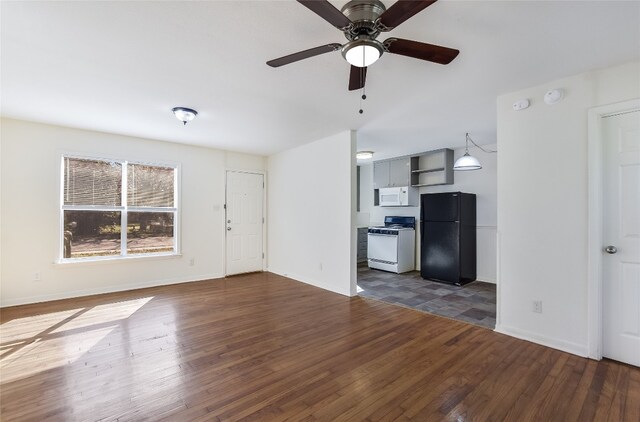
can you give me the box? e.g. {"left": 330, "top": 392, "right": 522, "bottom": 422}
{"left": 267, "top": 131, "right": 356, "bottom": 297}
{"left": 496, "top": 61, "right": 640, "bottom": 356}
{"left": 356, "top": 163, "right": 373, "bottom": 227}
{"left": 0, "top": 118, "right": 266, "bottom": 306}
{"left": 361, "top": 145, "right": 498, "bottom": 283}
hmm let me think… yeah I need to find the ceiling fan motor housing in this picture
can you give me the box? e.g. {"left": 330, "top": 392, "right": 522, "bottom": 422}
{"left": 341, "top": 0, "right": 387, "bottom": 40}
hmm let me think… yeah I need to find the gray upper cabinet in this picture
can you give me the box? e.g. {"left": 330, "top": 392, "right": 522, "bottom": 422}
{"left": 373, "top": 161, "right": 390, "bottom": 189}
{"left": 389, "top": 158, "right": 411, "bottom": 187}
{"left": 373, "top": 150, "right": 453, "bottom": 197}
{"left": 410, "top": 148, "right": 454, "bottom": 187}
{"left": 373, "top": 158, "right": 411, "bottom": 189}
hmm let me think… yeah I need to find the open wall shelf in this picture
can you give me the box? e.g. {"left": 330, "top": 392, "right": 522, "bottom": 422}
{"left": 410, "top": 149, "right": 454, "bottom": 187}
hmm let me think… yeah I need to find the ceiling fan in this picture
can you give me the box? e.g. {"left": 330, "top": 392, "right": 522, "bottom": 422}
{"left": 266, "top": 0, "right": 460, "bottom": 91}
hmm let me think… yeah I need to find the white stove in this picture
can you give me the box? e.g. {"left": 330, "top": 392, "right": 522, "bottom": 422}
{"left": 367, "top": 216, "right": 416, "bottom": 273}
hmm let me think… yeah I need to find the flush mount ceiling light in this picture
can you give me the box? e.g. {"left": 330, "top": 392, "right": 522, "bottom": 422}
{"left": 172, "top": 107, "right": 198, "bottom": 125}
{"left": 356, "top": 150, "right": 374, "bottom": 159}
{"left": 453, "top": 133, "right": 494, "bottom": 171}
{"left": 342, "top": 38, "right": 384, "bottom": 68}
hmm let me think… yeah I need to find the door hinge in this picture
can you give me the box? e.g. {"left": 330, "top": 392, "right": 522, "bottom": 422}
{"left": 262, "top": 217, "right": 265, "bottom": 224}
{"left": 223, "top": 204, "right": 226, "bottom": 209}
{"left": 262, "top": 253, "right": 264, "bottom": 259}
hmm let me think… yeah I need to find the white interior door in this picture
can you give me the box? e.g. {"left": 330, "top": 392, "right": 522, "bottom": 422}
{"left": 226, "top": 171, "right": 264, "bottom": 276}
{"left": 602, "top": 110, "right": 640, "bottom": 367}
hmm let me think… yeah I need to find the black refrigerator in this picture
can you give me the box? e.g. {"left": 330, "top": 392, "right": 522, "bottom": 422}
{"left": 420, "top": 192, "right": 476, "bottom": 286}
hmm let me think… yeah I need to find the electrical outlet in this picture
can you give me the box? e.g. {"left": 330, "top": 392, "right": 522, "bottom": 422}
{"left": 33, "top": 272, "right": 42, "bottom": 282}
{"left": 189, "top": 258, "right": 195, "bottom": 266}
{"left": 533, "top": 300, "right": 542, "bottom": 314}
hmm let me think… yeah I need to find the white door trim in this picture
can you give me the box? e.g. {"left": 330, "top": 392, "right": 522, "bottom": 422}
{"left": 224, "top": 169, "right": 267, "bottom": 276}
{"left": 587, "top": 98, "right": 640, "bottom": 360}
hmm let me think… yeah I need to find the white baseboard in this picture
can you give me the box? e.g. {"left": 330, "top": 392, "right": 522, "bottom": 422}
{"left": 0, "top": 273, "right": 224, "bottom": 308}
{"left": 476, "top": 275, "right": 496, "bottom": 284}
{"left": 494, "top": 323, "right": 589, "bottom": 357}
{"left": 268, "top": 267, "right": 354, "bottom": 297}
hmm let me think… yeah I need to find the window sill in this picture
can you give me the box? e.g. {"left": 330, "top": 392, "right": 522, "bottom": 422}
{"left": 54, "top": 253, "right": 183, "bottom": 267}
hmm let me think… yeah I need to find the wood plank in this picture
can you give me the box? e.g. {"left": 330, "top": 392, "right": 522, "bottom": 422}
{"left": 1, "top": 272, "right": 638, "bottom": 420}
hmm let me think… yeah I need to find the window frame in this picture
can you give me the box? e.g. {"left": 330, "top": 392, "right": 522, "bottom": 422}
{"left": 58, "top": 153, "right": 181, "bottom": 263}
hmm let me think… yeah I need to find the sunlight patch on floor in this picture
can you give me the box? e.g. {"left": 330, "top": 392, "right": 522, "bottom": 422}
{"left": 1, "top": 308, "right": 83, "bottom": 343}
{"left": 50, "top": 297, "right": 153, "bottom": 333}
{"left": 0, "top": 326, "right": 116, "bottom": 383}
{"left": 0, "top": 296, "right": 154, "bottom": 383}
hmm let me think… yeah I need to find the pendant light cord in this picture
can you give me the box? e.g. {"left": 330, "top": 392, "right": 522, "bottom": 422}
{"left": 466, "top": 133, "right": 497, "bottom": 153}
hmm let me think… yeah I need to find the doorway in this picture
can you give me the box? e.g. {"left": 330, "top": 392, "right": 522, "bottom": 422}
{"left": 355, "top": 162, "right": 496, "bottom": 330}
{"left": 225, "top": 171, "right": 265, "bottom": 276}
{"left": 588, "top": 99, "right": 640, "bottom": 366}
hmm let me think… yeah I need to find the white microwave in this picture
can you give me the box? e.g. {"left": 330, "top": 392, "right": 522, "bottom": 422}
{"left": 379, "top": 187, "right": 414, "bottom": 207}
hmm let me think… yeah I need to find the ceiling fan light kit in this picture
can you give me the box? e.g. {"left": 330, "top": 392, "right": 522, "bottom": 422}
{"left": 342, "top": 38, "right": 384, "bottom": 67}
{"left": 267, "top": 0, "right": 460, "bottom": 91}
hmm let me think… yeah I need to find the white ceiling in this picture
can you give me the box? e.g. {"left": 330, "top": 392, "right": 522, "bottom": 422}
{"left": 2, "top": 1, "right": 639, "bottom": 159}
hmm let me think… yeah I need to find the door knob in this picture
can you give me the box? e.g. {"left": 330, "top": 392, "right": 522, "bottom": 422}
{"left": 604, "top": 245, "right": 617, "bottom": 254}
{"left": 227, "top": 227, "right": 232, "bottom": 231}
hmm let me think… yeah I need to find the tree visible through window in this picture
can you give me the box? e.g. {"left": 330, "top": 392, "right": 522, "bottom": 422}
{"left": 61, "top": 156, "right": 178, "bottom": 260}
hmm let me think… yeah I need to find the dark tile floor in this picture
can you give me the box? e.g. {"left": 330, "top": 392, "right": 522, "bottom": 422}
{"left": 357, "top": 264, "right": 496, "bottom": 329}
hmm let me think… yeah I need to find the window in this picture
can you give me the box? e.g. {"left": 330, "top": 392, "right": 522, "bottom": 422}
{"left": 61, "top": 156, "right": 178, "bottom": 261}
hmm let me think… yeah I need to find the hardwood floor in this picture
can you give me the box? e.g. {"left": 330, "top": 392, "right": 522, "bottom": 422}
{"left": 1, "top": 272, "right": 638, "bottom": 421}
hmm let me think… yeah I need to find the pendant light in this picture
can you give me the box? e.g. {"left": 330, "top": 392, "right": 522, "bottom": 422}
{"left": 453, "top": 133, "right": 482, "bottom": 171}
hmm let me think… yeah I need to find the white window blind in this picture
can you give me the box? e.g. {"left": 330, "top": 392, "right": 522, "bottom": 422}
{"left": 127, "top": 163, "right": 175, "bottom": 207}
{"left": 64, "top": 157, "right": 122, "bottom": 206}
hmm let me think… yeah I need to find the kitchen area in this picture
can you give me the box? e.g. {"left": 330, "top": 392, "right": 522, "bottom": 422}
{"left": 356, "top": 143, "right": 498, "bottom": 329}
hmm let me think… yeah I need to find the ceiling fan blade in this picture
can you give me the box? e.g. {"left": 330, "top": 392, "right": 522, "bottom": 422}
{"left": 267, "top": 43, "right": 342, "bottom": 67}
{"left": 297, "top": 0, "right": 352, "bottom": 29}
{"left": 384, "top": 38, "right": 459, "bottom": 65}
{"left": 349, "top": 65, "right": 367, "bottom": 91}
{"left": 378, "top": 0, "right": 437, "bottom": 30}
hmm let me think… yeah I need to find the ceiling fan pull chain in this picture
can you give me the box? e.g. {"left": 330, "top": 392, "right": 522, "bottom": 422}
{"left": 359, "top": 65, "right": 364, "bottom": 114}
{"left": 361, "top": 66, "right": 366, "bottom": 100}
{"left": 358, "top": 63, "right": 365, "bottom": 114}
